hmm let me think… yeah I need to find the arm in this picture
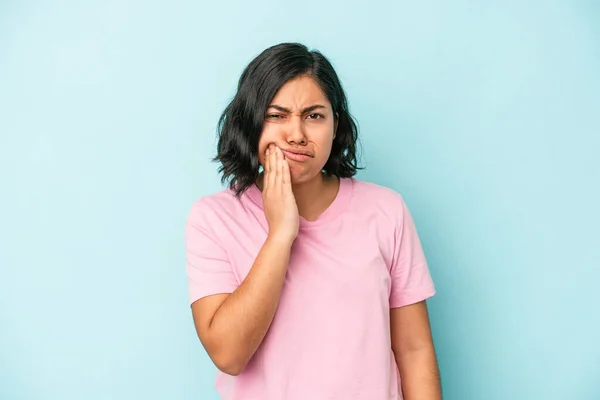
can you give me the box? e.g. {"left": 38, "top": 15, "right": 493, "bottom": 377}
{"left": 391, "top": 300, "right": 442, "bottom": 399}
{"left": 189, "top": 144, "right": 298, "bottom": 376}
{"left": 191, "top": 235, "right": 292, "bottom": 376}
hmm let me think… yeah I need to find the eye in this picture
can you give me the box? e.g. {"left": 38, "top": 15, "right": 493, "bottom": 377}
{"left": 307, "top": 113, "right": 324, "bottom": 120}
{"left": 266, "top": 114, "right": 284, "bottom": 120}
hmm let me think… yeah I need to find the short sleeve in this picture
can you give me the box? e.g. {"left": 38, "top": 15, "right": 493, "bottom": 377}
{"left": 389, "top": 196, "right": 436, "bottom": 308}
{"left": 185, "top": 201, "right": 239, "bottom": 305}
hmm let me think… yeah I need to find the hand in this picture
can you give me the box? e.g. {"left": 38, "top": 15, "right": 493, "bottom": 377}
{"left": 262, "top": 144, "right": 299, "bottom": 244}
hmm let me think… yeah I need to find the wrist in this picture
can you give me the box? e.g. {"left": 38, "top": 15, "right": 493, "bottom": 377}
{"left": 265, "top": 233, "right": 295, "bottom": 248}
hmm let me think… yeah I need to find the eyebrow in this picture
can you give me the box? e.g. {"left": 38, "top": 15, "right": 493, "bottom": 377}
{"left": 267, "top": 104, "right": 327, "bottom": 114}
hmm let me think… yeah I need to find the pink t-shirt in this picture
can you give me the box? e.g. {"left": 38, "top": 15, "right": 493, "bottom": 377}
{"left": 185, "top": 177, "right": 435, "bottom": 400}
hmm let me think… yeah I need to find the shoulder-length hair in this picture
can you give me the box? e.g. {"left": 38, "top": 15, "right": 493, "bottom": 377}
{"left": 213, "top": 42, "right": 361, "bottom": 197}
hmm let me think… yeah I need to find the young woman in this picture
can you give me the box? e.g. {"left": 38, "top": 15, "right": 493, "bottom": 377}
{"left": 185, "top": 42, "right": 442, "bottom": 400}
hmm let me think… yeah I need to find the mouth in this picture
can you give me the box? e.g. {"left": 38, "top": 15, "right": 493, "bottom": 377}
{"left": 281, "top": 148, "right": 313, "bottom": 162}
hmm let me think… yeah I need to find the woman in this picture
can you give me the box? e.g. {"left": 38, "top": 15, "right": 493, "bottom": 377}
{"left": 185, "top": 42, "right": 442, "bottom": 400}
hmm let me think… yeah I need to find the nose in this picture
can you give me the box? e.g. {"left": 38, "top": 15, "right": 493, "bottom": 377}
{"left": 286, "top": 115, "right": 307, "bottom": 145}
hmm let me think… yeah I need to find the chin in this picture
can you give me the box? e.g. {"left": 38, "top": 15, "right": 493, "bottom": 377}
{"left": 289, "top": 168, "right": 321, "bottom": 185}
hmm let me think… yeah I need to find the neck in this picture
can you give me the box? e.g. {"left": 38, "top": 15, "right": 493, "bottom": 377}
{"left": 291, "top": 172, "right": 329, "bottom": 217}
{"left": 257, "top": 172, "right": 338, "bottom": 221}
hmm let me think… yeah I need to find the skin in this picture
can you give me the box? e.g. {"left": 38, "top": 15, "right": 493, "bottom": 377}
{"left": 256, "top": 74, "right": 340, "bottom": 222}
{"left": 392, "top": 302, "right": 442, "bottom": 399}
{"left": 191, "top": 75, "right": 441, "bottom": 398}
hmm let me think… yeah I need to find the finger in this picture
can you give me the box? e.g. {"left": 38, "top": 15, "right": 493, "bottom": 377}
{"left": 268, "top": 145, "right": 277, "bottom": 190}
{"left": 272, "top": 146, "right": 281, "bottom": 194}
{"left": 262, "top": 147, "right": 270, "bottom": 191}
{"left": 282, "top": 157, "right": 291, "bottom": 188}
{"left": 264, "top": 148, "right": 270, "bottom": 173}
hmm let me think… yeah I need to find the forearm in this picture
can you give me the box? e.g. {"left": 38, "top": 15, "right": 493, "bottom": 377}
{"left": 209, "top": 235, "right": 292, "bottom": 370}
{"left": 395, "top": 346, "right": 442, "bottom": 400}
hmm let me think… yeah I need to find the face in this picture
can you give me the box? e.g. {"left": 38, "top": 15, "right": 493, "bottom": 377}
{"left": 257, "top": 75, "right": 337, "bottom": 184}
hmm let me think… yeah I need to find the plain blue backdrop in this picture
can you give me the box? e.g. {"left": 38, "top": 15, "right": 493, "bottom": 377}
{"left": 1, "top": 1, "right": 599, "bottom": 399}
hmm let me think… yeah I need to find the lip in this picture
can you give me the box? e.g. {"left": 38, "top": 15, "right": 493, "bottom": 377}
{"left": 281, "top": 149, "right": 313, "bottom": 162}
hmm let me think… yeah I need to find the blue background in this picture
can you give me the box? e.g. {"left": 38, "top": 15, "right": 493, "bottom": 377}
{"left": 1, "top": 1, "right": 599, "bottom": 399}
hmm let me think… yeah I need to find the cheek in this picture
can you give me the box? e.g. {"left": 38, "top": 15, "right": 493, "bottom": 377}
{"left": 316, "top": 135, "right": 334, "bottom": 161}
{"left": 257, "top": 132, "right": 274, "bottom": 166}
{"left": 257, "top": 142, "right": 266, "bottom": 166}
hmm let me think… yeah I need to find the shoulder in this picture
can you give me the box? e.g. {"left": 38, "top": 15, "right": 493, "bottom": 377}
{"left": 186, "top": 187, "right": 241, "bottom": 229}
{"left": 350, "top": 178, "right": 408, "bottom": 218}
{"left": 351, "top": 178, "right": 404, "bottom": 200}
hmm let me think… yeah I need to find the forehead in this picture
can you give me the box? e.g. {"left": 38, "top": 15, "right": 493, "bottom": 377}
{"left": 270, "top": 75, "right": 330, "bottom": 107}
